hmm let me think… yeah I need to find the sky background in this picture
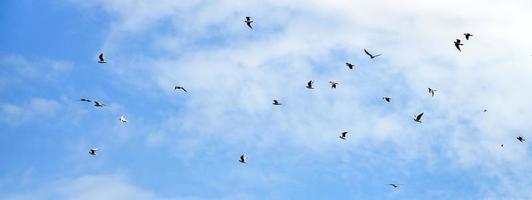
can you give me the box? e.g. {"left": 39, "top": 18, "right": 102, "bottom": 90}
{"left": 1, "top": 0, "right": 532, "bottom": 199}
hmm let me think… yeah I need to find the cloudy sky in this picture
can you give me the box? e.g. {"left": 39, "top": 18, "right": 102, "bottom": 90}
{"left": 1, "top": 0, "right": 532, "bottom": 199}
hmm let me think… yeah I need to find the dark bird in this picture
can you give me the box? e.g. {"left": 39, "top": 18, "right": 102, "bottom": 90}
{"left": 388, "top": 184, "right": 400, "bottom": 188}
{"left": 414, "top": 112, "right": 424, "bottom": 123}
{"left": 306, "top": 80, "right": 314, "bottom": 89}
{"left": 89, "top": 148, "right": 99, "bottom": 156}
{"left": 272, "top": 100, "right": 282, "bottom": 105}
{"left": 339, "top": 131, "right": 348, "bottom": 140}
{"left": 174, "top": 86, "right": 188, "bottom": 93}
{"left": 464, "top": 33, "right": 473, "bottom": 40}
{"left": 98, "top": 53, "right": 106, "bottom": 63}
{"left": 94, "top": 101, "right": 105, "bottom": 107}
{"left": 383, "top": 96, "right": 391, "bottom": 102}
{"left": 329, "top": 81, "right": 339, "bottom": 89}
{"left": 80, "top": 98, "right": 92, "bottom": 103}
{"left": 239, "top": 154, "right": 247, "bottom": 163}
{"left": 454, "top": 39, "right": 464, "bottom": 51}
{"left": 428, "top": 88, "right": 438, "bottom": 97}
{"left": 364, "top": 49, "right": 382, "bottom": 59}
{"left": 244, "top": 17, "right": 253, "bottom": 29}
{"left": 483, "top": 109, "right": 488, "bottom": 112}
{"left": 501, "top": 144, "right": 504, "bottom": 147}
{"left": 517, "top": 136, "right": 525, "bottom": 143}
{"left": 345, "top": 62, "right": 355, "bottom": 69}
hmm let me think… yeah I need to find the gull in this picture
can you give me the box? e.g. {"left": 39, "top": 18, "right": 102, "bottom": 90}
{"left": 345, "top": 62, "right": 355, "bottom": 70}
{"left": 454, "top": 39, "right": 463, "bottom": 51}
{"left": 364, "top": 49, "right": 382, "bottom": 59}
{"left": 239, "top": 154, "right": 247, "bottom": 163}
{"left": 464, "top": 33, "right": 473, "bottom": 40}
{"left": 89, "top": 148, "right": 99, "bottom": 156}
{"left": 119, "top": 115, "right": 127, "bottom": 124}
{"left": 517, "top": 136, "right": 525, "bottom": 143}
{"left": 98, "top": 53, "right": 106, "bottom": 63}
{"left": 428, "top": 88, "right": 438, "bottom": 97}
{"left": 383, "top": 96, "right": 391, "bottom": 102}
{"left": 329, "top": 81, "right": 339, "bottom": 89}
{"left": 339, "top": 131, "right": 348, "bottom": 140}
{"left": 174, "top": 85, "right": 188, "bottom": 93}
{"left": 414, "top": 112, "right": 424, "bottom": 123}
{"left": 272, "top": 100, "right": 282, "bottom": 105}
{"left": 306, "top": 80, "right": 314, "bottom": 89}
{"left": 80, "top": 98, "right": 92, "bottom": 103}
{"left": 94, "top": 101, "right": 105, "bottom": 107}
{"left": 388, "top": 184, "right": 400, "bottom": 189}
{"left": 244, "top": 17, "right": 253, "bottom": 29}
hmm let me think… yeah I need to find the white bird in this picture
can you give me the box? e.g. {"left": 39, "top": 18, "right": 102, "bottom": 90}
{"left": 98, "top": 53, "right": 106, "bottom": 63}
{"left": 414, "top": 112, "right": 424, "bottom": 123}
{"left": 339, "top": 131, "right": 348, "bottom": 140}
{"left": 239, "top": 154, "right": 247, "bottom": 163}
{"left": 244, "top": 17, "right": 253, "bottom": 29}
{"left": 428, "top": 88, "right": 438, "bottom": 97}
{"left": 329, "top": 81, "right": 339, "bottom": 89}
{"left": 119, "top": 115, "right": 127, "bottom": 124}
{"left": 89, "top": 148, "right": 99, "bottom": 156}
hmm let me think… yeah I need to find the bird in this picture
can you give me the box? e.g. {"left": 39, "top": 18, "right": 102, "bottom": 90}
{"left": 244, "top": 17, "right": 253, "bottom": 29}
{"left": 414, "top": 112, "right": 424, "bottom": 123}
{"left": 119, "top": 115, "right": 127, "bottom": 124}
{"left": 329, "top": 81, "right": 339, "bottom": 89}
{"left": 89, "top": 148, "right": 99, "bottom": 156}
{"left": 501, "top": 144, "right": 504, "bottom": 147}
{"left": 428, "top": 88, "right": 438, "bottom": 97}
{"left": 98, "top": 53, "right": 106, "bottom": 63}
{"left": 239, "top": 154, "right": 247, "bottom": 163}
{"left": 364, "top": 49, "right": 382, "bottom": 59}
{"left": 272, "top": 100, "right": 282, "bottom": 105}
{"left": 517, "top": 136, "right": 525, "bottom": 143}
{"left": 174, "top": 86, "right": 188, "bottom": 93}
{"left": 345, "top": 62, "right": 355, "bottom": 69}
{"left": 388, "top": 184, "right": 400, "bottom": 189}
{"left": 339, "top": 131, "right": 348, "bottom": 140}
{"left": 94, "top": 101, "right": 105, "bottom": 107}
{"left": 306, "top": 80, "right": 314, "bottom": 89}
{"left": 483, "top": 109, "right": 488, "bottom": 112}
{"left": 80, "top": 98, "right": 92, "bottom": 103}
{"left": 454, "top": 39, "right": 464, "bottom": 51}
{"left": 383, "top": 96, "right": 391, "bottom": 102}
{"left": 464, "top": 33, "right": 473, "bottom": 40}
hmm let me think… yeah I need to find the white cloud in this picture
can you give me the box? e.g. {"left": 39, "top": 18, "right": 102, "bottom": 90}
{"left": 1, "top": 98, "right": 61, "bottom": 124}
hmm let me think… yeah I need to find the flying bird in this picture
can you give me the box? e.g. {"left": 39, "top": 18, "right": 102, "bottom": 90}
{"left": 414, "top": 112, "right": 424, "bottom": 123}
{"left": 80, "top": 98, "right": 92, "bottom": 103}
{"left": 239, "top": 154, "right": 247, "bottom": 163}
{"left": 364, "top": 49, "right": 382, "bottom": 59}
{"left": 119, "top": 115, "right": 127, "bottom": 124}
{"left": 329, "top": 81, "right": 339, "bottom": 89}
{"left": 306, "top": 80, "right": 314, "bottom": 89}
{"left": 428, "top": 88, "right": 438, "bottom": 97}
{"left": 94, "top": 101, "right": 105, "bottom": 107}
{"left": 98, "top": 53, "right": 106, "bottom": 63}
{"left": 483, "top": 109, "right": 488, "bottom": 112}
{"left": 339, "top": 131, "right": 348, "bottom": 140}
{"left": 345, "top": 62, "right": 355, "bottom": 69}
{"left": 388, "top": 184, "right": 400, "bottom": 188}
{"left": 383, "top": 96, "right": 391, "bottom": 102}
{"left": 244, "top": 17, "right": 253, "bottom": 29}
{"left": 501, "top": 144, "right": 504, "bottom": 147}
{"left": 89, "top": 148, "right": 99, "bottom": 156}
{"left": 464, "top": 33, "right": 473, "bottom": 40}
{"left": 517, "top": 136, "right": 525, "bottom": 143}
{"left": 174, "top": 86, "right": 188, "bottom": 93}
{"left": 454, "top": 39, "right": 464, "bottom": 51}
{"left": 272, "top": 100, "right": 282, "bottom": 105}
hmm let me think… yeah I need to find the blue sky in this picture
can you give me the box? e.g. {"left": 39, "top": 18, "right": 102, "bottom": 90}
{"left": 1, "top": 0, "right": 532, "bottom": 199}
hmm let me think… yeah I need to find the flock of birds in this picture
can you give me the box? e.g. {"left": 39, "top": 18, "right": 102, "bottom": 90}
{"left": 81, "top": 17, "right": 527, "bottom": 190}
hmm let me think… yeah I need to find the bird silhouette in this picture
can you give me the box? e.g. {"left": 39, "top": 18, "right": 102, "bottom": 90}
{"left": 89, "top": 148, "right": 99, "bottom": 156}
{"left": 345, "top": 62, "right": 355, "bottom": 69}
{"left": 239, "top": 154, "right": 247, "bottom": 163}
{"left": 94, "top": 101, "right": 105, "bottom": 107}
{"left": 306, "top": 80, "right": 314, "bottom": 89}
{"left": 364, "top": 49, "right": 382, "bottom": 59}
{"left": 517, "top": 136, "right": 525, "bottom": 143}
{"left": 414, "top": 112, "right": 424, "bottom": 123}
{"left": 339, "top": 131, "right": 348, "bottom": 140}
{"left": 454, "top": 39, "right": 463, "bottom": 51}
{"left": 244, "top": 17, "right": 253, "bottom": 29}
{"left": 119, "top": 115, "right": 128, "bottom": 124}
{"left": 388, "top": 184, "right": 400, "bottom": 188}
{"left": 464, "top": 33, "right": 473, "bottom": 40}
{"left": 329, "top": 81, "right": 338, "bottom": 89}
{"left": 98, "top": 53, "right": 106, "bottom": 63}
{"left": 383, "top": 96, "right": 391, "bottom": 102}
{"left": 174, "top": 86, "right": 188, "bottom": 93}
{"left": 80, "top": 98, "right": 92, "bottom": 103}
{"left": 428, "top": 88, "right": 438, "bottom": 97}
{"left": 272, "top": 100, "right": 282, "bottom": 105}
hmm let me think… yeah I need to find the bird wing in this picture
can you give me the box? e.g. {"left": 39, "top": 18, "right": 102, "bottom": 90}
{"left": 417, "top": 113, "right": 424, "bottom": 119}
{"left": 99, "top": 53, "right": 104, "bottom": 61}
{"left": 246, "top": 22, "right": 253, "bottom": 29}
{"left": 364, "top": 49, "right": 372, "bottom": 57}
{"left": 455, "top": 42, "right": 461, "bottom": 51}
{"left": 181, "top": 87, "right": 188, "bottom": 92}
